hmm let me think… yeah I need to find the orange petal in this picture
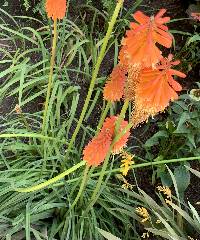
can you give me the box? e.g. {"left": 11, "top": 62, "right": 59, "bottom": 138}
{"left": 83, "top": 132, "right": 112, "bottom": 166}
{"left": 135, "top": 64, "right": 184, "bottom": 118}
{"left": 121, "top": 10, "right": 171, "bottom": 68}
{"left": 45, "top": 0, "right": 66, "bottom": 20}
{"left": 112, "top": 120, "right": 130, "bottom": 153}
{"left": 103, "top": 65, "right": 127, "bottom": 102}
{"left": 168, "top": 69, "right": 186, "bottom": 78}
{"left": 168, "top": 76, "right": 182, "bottom": 91}
{"left": 155, "top": 9, "right": 167, "bottom": 18}
{"left": 133, "top": 11, "right": 149, "bottom": 24}
{"left": 83, "top": 116, "right": 130, "bottom": 166}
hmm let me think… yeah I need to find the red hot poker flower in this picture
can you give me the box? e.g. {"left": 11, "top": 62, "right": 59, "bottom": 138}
{"left": 120, "top": 9, "right": 172, "bottom": 68}
{"left": 82, "top": 129, "right": 112, "bottom": 167}
{"left": 103, "top": 65, "right": 127, "bottom": 102}
{"left": 103, "top": 116, "right": 130, "bottom": 154}
{"left": 132, "top": 54, "right": 186, "bottom": 126}
{"left": 83, "top": 116, "right": 130, "bottom": 166}
{"left": 46, "top": 0, "right": 66, "bottom": 20}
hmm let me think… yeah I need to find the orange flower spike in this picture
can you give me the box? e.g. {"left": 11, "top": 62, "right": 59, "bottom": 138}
{"left": 46, "top": 0, "right": 66, "bottom": 20}
{"left": 112, "top": 119, "right": 130, "bottom": 153}
{"left": 102, "top": 116, "right": 130, "bottom": 154}
{"left": 82, "top": 131, "right": 112, "bottom": 167}
{"left": 120, "top": 9, "right": 172, "bottom": 68}
{"left": 103, "top": 65, "right": 127, "bottom": 102}
{"left": 83, "top": 116, "right": 130, "bottom": 166}
{"left": 135, "top": 54, "right": 186, "bottom": 116}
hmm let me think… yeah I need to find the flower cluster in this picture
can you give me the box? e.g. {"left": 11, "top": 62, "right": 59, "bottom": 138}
{"left": 136, "top": 207, "right": 150, "bottom": 223}
{"left": 120, "top": 151, "right": 134, "bottom": 176}
{"left": 83, "top": 9, "right": 186, "bottom": 167}
{"left": 103, "top": 9, "right": 186, "bottom": 127}
{"left": 83, "top": 116, "right": 130, "bottom": 166}
{"left": 157, "top": 186, "right": 172, "bottom": 205}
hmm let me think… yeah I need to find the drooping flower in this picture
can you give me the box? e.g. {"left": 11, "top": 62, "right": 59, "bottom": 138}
{"left": 132, "top": 55, "right": 186, "bottom": 127}
{"left": 45, "top": 0, "right": 66, "bottom": 20}
{"left": 83, "top": 116, "right": 130, "bottom": 166}
{"left": 103, "top": 65, "right": 127, "bottom": 102}
{"left": 119, "top": 9, "right": 172, "bottom": 68}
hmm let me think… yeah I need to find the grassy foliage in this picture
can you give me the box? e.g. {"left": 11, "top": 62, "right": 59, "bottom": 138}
{"left": 0, "top": 1, "right": 200, "bottom": 239}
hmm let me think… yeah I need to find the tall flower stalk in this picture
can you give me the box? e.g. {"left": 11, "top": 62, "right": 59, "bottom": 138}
{"left": 42, "top": 0, "right": 67, "bottom": 135}
{"left": 80, "top": 8, "right": 186, "bottom": 218}
{"left": 42, "top": 19, "right": 58, "bottom": 135}
{"left": 65, "top": 0, "right": 124, "bottom": 162}
{"left": 77, "top": 101, "right": 130, "bottom": 222}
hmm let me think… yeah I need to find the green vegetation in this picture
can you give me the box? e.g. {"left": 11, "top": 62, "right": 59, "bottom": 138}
{"left": 0, "top": 0, "right": 200, "bottom": 239}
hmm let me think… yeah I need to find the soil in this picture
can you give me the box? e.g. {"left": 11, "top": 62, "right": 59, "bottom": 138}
{"left": 1, "top": 0, "right": 200, "bottom": 239}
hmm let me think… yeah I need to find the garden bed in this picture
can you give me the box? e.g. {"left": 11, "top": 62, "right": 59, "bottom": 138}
{"left": 0, "top": 0, "right": 200, "bottom": 239}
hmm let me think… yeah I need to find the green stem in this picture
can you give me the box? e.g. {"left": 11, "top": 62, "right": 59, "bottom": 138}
{"left": 96, "top": 101, "right": 111, "bottom": 134}
{"left": 65, "top": 0, "right": 124, "bottom": 160}
{"left": 0, "top": 133, "right": 65, "bottom": 142}
{"left": 115, "top": 100, "right": 129, "bottom": 134}
{"left": 68, "top": 165, "right": 90, "bottom": 211}
{"left": 66, "top": 102, "right": 112, "bottom": 211}
{"left": 42, "top": 19, "right": 57, "bottom": 135}
{"left": 18, "top": 111, "right": 33, "bottom": 144}
{"left": 44, "top": 156, "right": 200, "bottom": 187}
{"left": 20, "top": 112, "right": 32, "bottom": 132}
{"left": 15, "top": 160, "right": 86, "bottom": 193}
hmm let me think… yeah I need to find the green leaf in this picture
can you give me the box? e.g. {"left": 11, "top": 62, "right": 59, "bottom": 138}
{"left": 174, "top": 112, "right": 191, "bottom": 133}
{"left": 187, "top": 134, "right": 196, "bottom": 148}
{"left": 174, "top": 165, "right": 190, "bottom": 195}
{"left": 97, "top": 228, "right": 121, "bottom": 240}
{"left": 186, "top": 166, "right": 200, "bottom": 178}
{"left": 160, "top": 171, "right": 173, "bottom": 187}
{"left": 187, "top": 34, "right": 200, "bottom": 46}
{"left": 145, "top": 130, "right": 168, "bottom": 147}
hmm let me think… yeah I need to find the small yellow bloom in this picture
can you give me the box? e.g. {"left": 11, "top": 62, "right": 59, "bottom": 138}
{"left": 120, "top": 151, "right": 135, "bottom": 176}
{"left": 116, "top": 174, "right": 134, "bottom": 190}
{"left": 141, "top": 232, "right": 150, "bottom": 238}
{"left": 136, "top": 207, "right": 150, "bottom": 223}
{"left": 122, "top": 181, "right": 134, "bottom": 190}
{"left": 188, "top": 237, "right": 197, "bottom": 240}
{"left": 15, "top": 104, "right": 22, "bottom": 114}
{"left": 156, "top": 219, "right": 161, "bottom": 224}
{"left": 157, "top": 186, "right": 172, "bottom": 204}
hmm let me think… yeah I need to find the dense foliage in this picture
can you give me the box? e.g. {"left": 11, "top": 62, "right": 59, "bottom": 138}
{"left": 0, "top": 0, "right": 200, "bottom": 239}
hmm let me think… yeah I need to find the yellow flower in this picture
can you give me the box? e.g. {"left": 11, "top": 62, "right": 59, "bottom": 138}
{"left": 141, "top": 232, "right": 150, "bottom": 239}
{"left": 122, "top": 181, "right": 134, "bottom": 190}
{"left": 156, "top": 219, "right": 161, "bottom": 224}
{"left": 157, "top": 186, "right": 172, "bottom": 204}
{"left": 136, "top": 207, "right": 150, "bottom": 223}
{"left": 15, "top": 104, "right": 22, "bottom": 114}
{"left": 120, "top": 151, "right": 135, "bottom": 176}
